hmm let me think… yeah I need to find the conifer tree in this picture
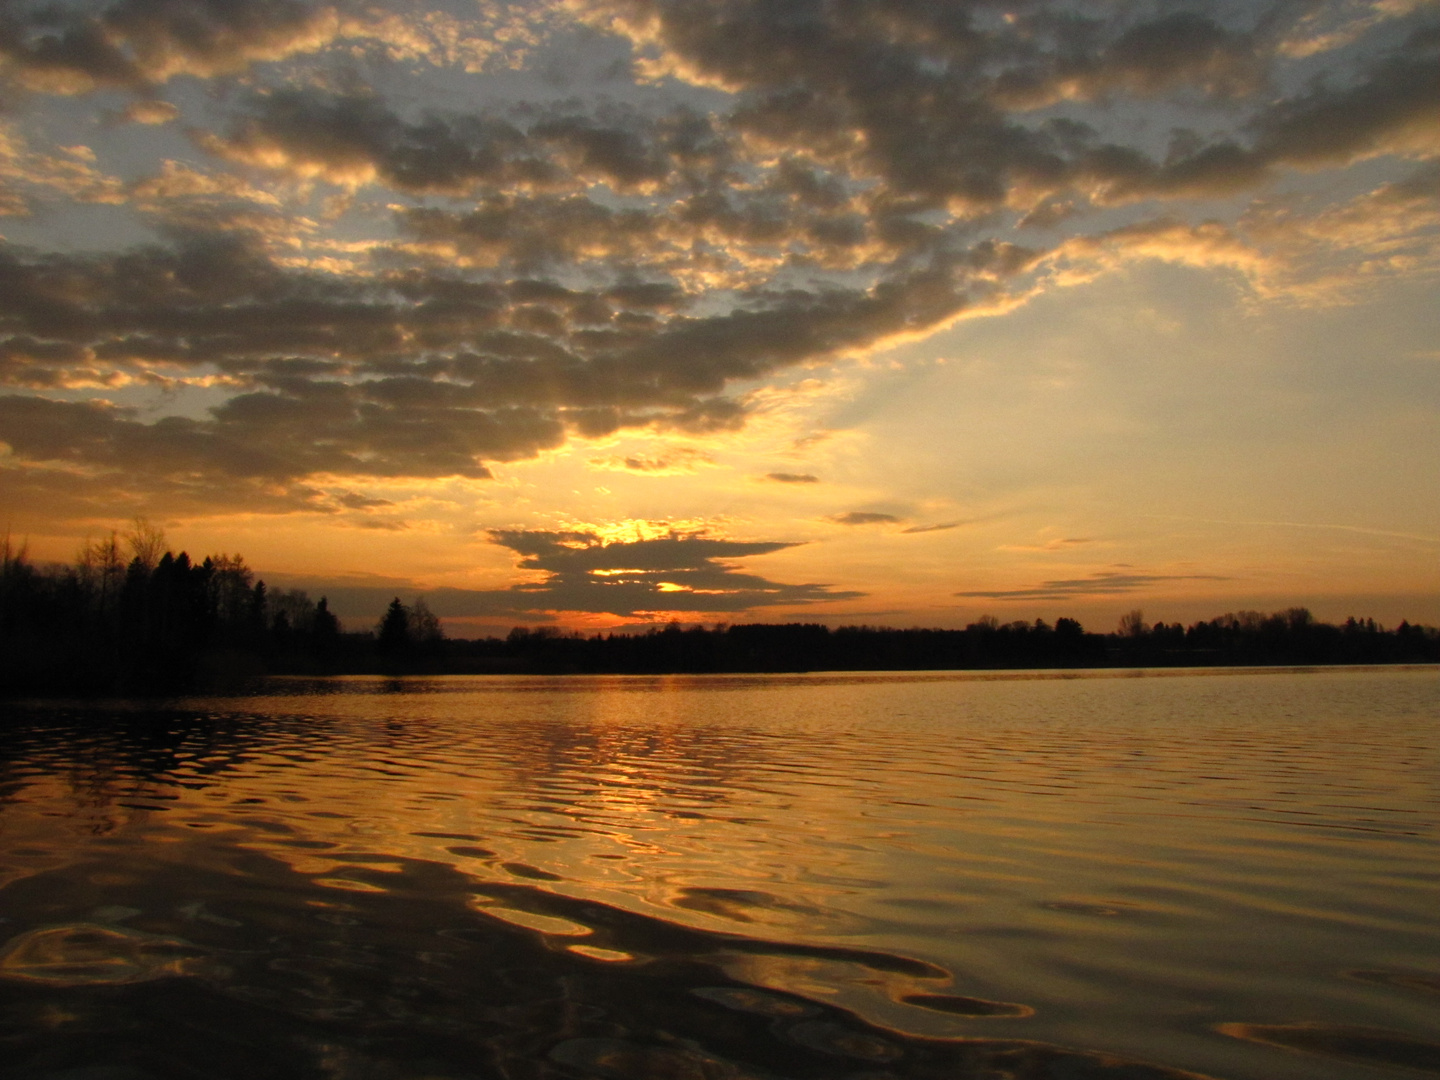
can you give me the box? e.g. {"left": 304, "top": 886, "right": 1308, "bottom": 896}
{"left": 377, "top": 597, "right": 411, "bottom": 656}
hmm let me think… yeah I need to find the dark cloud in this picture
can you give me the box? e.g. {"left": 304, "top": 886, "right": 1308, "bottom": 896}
{"left": 0, "top": 0, "right": 341, "bottom": 94}
{"left": 205, "top": 91, "right": 734, "bottom": 197}
{"left": 957, "top": 571, "right": 1231, "bottom": 601}
{"left": 585, "top": 0, "right": 1437, "bottom": 210}
{"left": 398, "top": 197, "right": 671, "bottom": 270}
{"left": 393, "top": 184, "right": 891, "bottom": 279}
{"left": 993, "top": 11, "right": 1266, "bottom": 108}
{"left": 765, "top": 472, "right": 818, "bottom": 483}
{"left": 0, "top": 228, "right": 1036, "bottom": 497}
{"left": 582, "top": 0, "right": 1282, "bottom": 209}
{"left": 491, "top": 528, "right": 860, "bottom": 615}
{"left": 0, "top": 437, "right": 337, "bottom": 519}
{"left": 334, "top": 490, "right": 392, "bottom": 509}
{"left": 829, "top": 511, "right": 900, "bottom": 526}
{"left": 281, "top": 529, "right": 862, "bottom": 618}
{"left": 1248, "top": 41, "right": 1440, "bottom": 169}
{"left": 0, "top": 0, "right": 1432, "bottom": 523}
{"left": 210, "top": 96, "right": 891, "bottom": 276}
{"left": 1083, "top": 34, "right": 1440, "bottom": 203}
{"left": 0, "top": 382, "right": 560, "bottom": 486}
{"left": 160, "top": 2, "right": 1433, "bottom": 261}
{"left": 900, "top": 521, "right": 962, "bottom": 534}
{"left": 206, "top": 92, "right": 551, "bottom": 194}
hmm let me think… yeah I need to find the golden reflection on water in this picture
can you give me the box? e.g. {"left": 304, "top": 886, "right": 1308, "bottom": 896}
{"left": 0, "top": 667, "right": 1437, "bottom": 1080}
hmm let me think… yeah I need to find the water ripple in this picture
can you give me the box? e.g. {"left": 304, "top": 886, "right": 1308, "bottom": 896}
{"left": 1, "top": 667, "right": 1436, "bottom": 1080}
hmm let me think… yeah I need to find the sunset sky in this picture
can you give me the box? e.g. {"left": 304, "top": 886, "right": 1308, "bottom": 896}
{"left": 1, "top": 0, "right": 1436, "bottom": 633}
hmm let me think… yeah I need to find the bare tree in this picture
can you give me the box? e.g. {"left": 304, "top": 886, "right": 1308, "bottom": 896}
{"left": 1119, "top": 609, "right": 1147, "bottom": 637}
{"left": 1, "top": 531, "right": 28, "bottom": 576}
{"left": 124, "top": 517, "right": 168, "bottom": 571}
{"left": 76, "top": 532, "right": 126, "bottom": 612}
{"left": 271, "top": 588, "right": 315, "bottom": 633}
{"left": 209, "top": 554, "right": 255, "bottom": 625}
{"left": 410, "top": 597, "right": 444, "bottom": 645}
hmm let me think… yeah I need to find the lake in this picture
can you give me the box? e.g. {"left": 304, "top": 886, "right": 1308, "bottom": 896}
{"left": 1, "top": 666, "right": 1437, "bottom": 1080}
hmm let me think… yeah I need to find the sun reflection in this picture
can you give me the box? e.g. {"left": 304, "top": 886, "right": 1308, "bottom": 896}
{"left": 470, "top": 902, "right": 593, "bottom": 937}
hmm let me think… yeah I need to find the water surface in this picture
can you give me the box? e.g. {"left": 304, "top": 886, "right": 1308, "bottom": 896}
{"left": 2, "top": 667, "right": 1437, "bottom": 1080}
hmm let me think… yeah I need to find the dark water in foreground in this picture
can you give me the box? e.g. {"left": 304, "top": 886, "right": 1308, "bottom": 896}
{"left": 1, "top": 667, "right": 1437, "bottom": 1080}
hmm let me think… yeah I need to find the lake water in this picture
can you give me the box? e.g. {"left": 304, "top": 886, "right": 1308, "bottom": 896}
{"left": 1, "top": 666, "right": 1437, "bottom": 1080}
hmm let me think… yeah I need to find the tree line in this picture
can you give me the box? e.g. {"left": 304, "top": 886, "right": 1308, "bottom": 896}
{"left": 1, "top": 524, "right": 344, "bottom": 694}
{"left": 1, "top": 527, "right": 1435, "bottom": 694}
{"left": 469, "top": 608, "right": 1438, "bottom": 674}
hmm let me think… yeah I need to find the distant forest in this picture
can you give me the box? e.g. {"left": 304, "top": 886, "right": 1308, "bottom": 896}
{"left": 2, "top": 527, "right": 1436, "bottom": 695}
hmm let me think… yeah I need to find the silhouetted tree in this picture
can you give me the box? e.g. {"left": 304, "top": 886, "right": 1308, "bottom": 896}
{"left": 124, "top": 517, "right": 167, "bottom": 573}
{"left": 313, "top": 596, "right": 340, "bottom": 639}
{"left": 410, "top": 597, "right": 444, "bottom": 656}
{"left": 271, "top": 589, "right": 314, "bottom": 634}
{"left": 208, "top": 554, "right": 255, "bottom": 629}
{"left": 376, "top": 597, "right": 411, "bottom": 657}
{"left": 2, "top": 536, "right": 1437, "bottom": 693}
{"left": 310, "top": 596, "right": 341, "bottom": 666}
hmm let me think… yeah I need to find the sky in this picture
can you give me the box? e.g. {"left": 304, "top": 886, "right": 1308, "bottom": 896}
{"left": 0, "top": 0, "right": 1436, "bottom": 634}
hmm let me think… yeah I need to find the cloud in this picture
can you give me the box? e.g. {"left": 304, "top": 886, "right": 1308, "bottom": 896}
{"left": 0, "top": 223, "right": 1038, "bottom": 512}
{"left": 0, "top": 380, "right": 564, "bottom": 484}
{"left": 579, "top": 0, "right": 1437, "bottom": 216}
{"left": 900, "top": 521, "right": 964, "bottom": 534}
{"left": 1051, "top": 161, "right": 1440, "bottom": 298}
{"left": 393, "top": 185, "right": 887, "bottom": 280}
{"left": 1000, "top": 537, "right": 1095, "bottom": 552}
{"left": 764, "top": 471, "right": 818, "bottom": 484}
{"left": 203, "top": 91, "right": 545, "bottom": 194}
{"left": 0, "top": 124, "right": 126, "bottom": 213}
{"left": 0, "top": 0, "right": 347, "bottom": 94}
{"left": 333, "top": 490, "right": 393, "bottom": 509}
{"left": 398, "top": 196, "right": 673, "bottom": 270}
{"left": 1052, "top": 217, "right": 1271, "bottom": 284}
{"left": 829, "top": 511, "right": 900, "bottom": 526}
{"left": 1279, "top": 0, "right": 1434, "bottom": 59}
{"left": 1079, "top": 34, "right": 1440, "bottom": 205}
{"left": 956, "top": 571, "right": 1231, "bottom": 601}
{"left": 488, "top": 528, "right": 861, "bottom": 615}
{"left": 205, "top": 91, "right": 893, "bottom": 282}
{"left": 284, "top": 528, "right": 862, "bottom": 618}
{"left": 1237, "top": 163, "right": 1440, "bottom": 296}
{"left": 0, "top": 0, "right": 1433, "bottom": 525}
{"left": 0, "top": 443, "right": 338, "bottom": 519}
{"left": 1248, "top": 35, "right": 1440, "bottom": 169}
{"left": 589, "top": 447, "right": 713, "bottom": 474}
{"left": 121, "top": 100, "right": 180, "bottom": 125}
{"left": 0, "top": 0, "right": 551, "bottom": 98}
{"left": 203, "top": 90, "right": 733, "bottom": 198}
